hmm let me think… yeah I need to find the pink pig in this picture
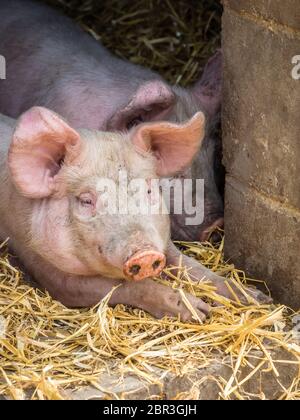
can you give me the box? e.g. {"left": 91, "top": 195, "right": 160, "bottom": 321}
{"left": 0, "top": 108, "right": 270, "bottom": 320}
{"left": 0, "top": 0, "right": 224, "bottom": 243}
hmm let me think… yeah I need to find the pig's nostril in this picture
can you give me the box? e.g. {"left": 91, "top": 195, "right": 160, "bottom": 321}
{"left": 129, "top": 264, "right": 141, "bottom": 275}
{"left": 152, "top": 260, "right": 161, "bottom": 271}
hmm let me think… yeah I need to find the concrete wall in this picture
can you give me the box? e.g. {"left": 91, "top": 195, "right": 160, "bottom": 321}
{"left": 222, "top": 0, "right": 300, "bottom": 308}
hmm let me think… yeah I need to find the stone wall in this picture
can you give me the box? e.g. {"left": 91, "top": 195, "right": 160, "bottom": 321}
{"left": 222, "top": 0, "right": 300, "bottom": 308}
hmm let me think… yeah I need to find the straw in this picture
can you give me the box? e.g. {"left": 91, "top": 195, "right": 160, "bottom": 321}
{"left": 0, "top": 236, "right": 299, "bottom": 400}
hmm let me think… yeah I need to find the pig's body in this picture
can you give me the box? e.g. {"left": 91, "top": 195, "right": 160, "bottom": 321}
{"left": 0, "top": 1, "right": 164, "bottom": 129}
{"left": 0, "top": 0, "right": 224, "bottom": 242}
{"left": 0, "top": 108, "right": 270, "bottom": 320}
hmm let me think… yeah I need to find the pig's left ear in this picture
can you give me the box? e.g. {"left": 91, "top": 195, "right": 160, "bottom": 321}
{"left": 131, "top": 112, "right": 205, "bottom": 176}
{"left": 9, "top": 107, "right": 81, "bottom": 198}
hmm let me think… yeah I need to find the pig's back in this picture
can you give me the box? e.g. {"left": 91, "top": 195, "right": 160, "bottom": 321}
{"left": 0, "top": 0, "right": 161, "bottom": 124}
{"left": 0, "top": 0, "right": 116, "bottom": 116}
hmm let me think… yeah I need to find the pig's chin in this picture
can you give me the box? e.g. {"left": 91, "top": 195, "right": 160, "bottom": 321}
{"left": 70, "top": 257, "right": 124, "bottom": 279}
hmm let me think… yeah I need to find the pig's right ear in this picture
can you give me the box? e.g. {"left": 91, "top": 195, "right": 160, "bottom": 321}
{"left": 131, "top": 112, "right": 206, "bottom": 176}
{"left": 9, "top": 107, "right": 81, "bottom": 198}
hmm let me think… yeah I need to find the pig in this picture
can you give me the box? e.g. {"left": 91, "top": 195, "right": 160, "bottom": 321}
{"left": 0, "top": 0, "right": 224, "bottom": 242}
{"left": 0, "top": 107, "right": 270, "bottom": 321}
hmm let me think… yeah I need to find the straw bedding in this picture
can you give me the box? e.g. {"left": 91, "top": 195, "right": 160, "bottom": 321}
{"left": 0, "top": 0, "right": 299, "bottom": 400}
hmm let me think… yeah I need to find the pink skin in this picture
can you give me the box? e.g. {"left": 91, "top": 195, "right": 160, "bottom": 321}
{"left": 0, "top": 0, "right": 224, "bottom": 243}
{"left": 0, "top": 107, "right": 271, "bottom": 322}
{"left": 123, "top": 250, "right": 166, "bottom": 282}
{"left": 13, "top": 240, "right": 270, "bottom": 323}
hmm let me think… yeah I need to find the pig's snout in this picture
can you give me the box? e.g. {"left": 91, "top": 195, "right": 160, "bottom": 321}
{"left": 199, "top": 217, "right": 224, "bottom": 243}
{"left": 123, "top": 250, "right": 166, "bottom": 281}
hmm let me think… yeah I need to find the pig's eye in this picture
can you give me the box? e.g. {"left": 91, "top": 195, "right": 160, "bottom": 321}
{"left": 127, "top": 115, "right": 143, "bottom": 130}
{"left": 147, "top": 189, "right": 151, "bottom": 194}
{"left": 77, "top": 193, "right": 95, "bottom": 208}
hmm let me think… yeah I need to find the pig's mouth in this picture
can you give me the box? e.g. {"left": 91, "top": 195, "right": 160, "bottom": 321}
{"left": 123, "top": 249, "right": 166, "bottom": 281}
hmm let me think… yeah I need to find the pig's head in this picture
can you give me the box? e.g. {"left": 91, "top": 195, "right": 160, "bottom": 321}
{"left": 106, "top": 51, "right": 224, "bottom": 242}
{"left": 171, "top": 51, "right": 224, "bottom": 242}
{"left": 8, "top": 107, "right": 205, "bottom": 281}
